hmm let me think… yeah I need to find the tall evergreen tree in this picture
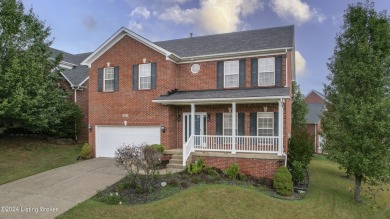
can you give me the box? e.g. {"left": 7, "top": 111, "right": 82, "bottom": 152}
{"left": 0, "top": 0, "right": 82, "bottom": 138}
{"left": 291, "top": 81, "right": 308, "bottom": 129}
{"left": 323, "top": 1, "right": 390, "bottom": 202}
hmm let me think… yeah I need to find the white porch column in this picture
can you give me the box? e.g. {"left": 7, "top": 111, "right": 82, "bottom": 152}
{"left": 278, "top": 99, "right": 284, "bottom": 156}
{"left": 232, "top": 102, "right": 236, "bottom": 154}
{"left": 191, "top": 103, "right": 195, "bottom": 152}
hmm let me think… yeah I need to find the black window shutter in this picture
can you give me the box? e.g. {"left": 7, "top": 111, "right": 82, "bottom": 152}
{"left": 114, "top": 66, "right": 119, "bottom": 91}
{"left": 151, "top": 62, "right": 157, "bottom": 89}
{"left": 275, "top": 56, "right": 282, "bottom": 86}
{"left": 250, "top": 112, "right": 257, "bottom": 136}
{"left": 217, "top": 61, "right": 224, "bottom": 89}
{"left": 238, "top": 112, "right": 245, "bottom": 136}
{"left": 98, "top": 68, "right": 103, "bottom": 92}
{"left": 239, "top": 59, "right": 246, "bottom": 88}
{"left": 132, "top": 64, "right": 139, "bottom": 90}
{"left": 274, "top": 112, "right": 279, "bottom": 136}
{"left": 251, "top": 58, "right": 258, "bottom": 87}
{"left": 216, "top": 113, "right": 223, "bottom": 135}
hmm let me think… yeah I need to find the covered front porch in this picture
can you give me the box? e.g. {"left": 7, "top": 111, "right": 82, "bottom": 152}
{"left": 153, "top": 88, "right": 290, "bottom": 166}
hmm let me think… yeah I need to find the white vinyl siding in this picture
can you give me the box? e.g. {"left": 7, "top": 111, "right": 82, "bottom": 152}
{"left": 139, "top": 63, "right": 151, "bottom": 90}
{"left": 258, "top": 57, "right": 275, "bottom": 86}
{"left": 103, "top": 67, "right": 114, "bottom": 92}
{"left": 224, "top": 61, "right": 239, "bottom": 88}
{"left": 223, "top": 113, "right": 238, "bottom": 136}
{"left": 257, "top": 112, "right": 274, "bottom": 136}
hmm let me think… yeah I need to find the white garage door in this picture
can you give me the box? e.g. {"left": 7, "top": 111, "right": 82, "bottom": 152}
{"left": 96, "top": 126, "right": 161, "bottom": 157}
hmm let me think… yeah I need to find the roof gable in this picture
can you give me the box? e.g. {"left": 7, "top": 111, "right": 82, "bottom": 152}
{"left": 81, "top": 27, "right": 176, "bottom": 67}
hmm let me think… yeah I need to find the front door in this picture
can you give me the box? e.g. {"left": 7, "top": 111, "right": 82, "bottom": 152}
{"left": 183, "top": 113, "right": 207, "bottom": 144}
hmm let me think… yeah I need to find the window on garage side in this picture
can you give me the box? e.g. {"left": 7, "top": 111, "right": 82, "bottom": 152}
{"left": 139, "top": 63, "right": 151, "bottom": 90}
{"left": 104, "top": 67, "right": 114, "bottom": 92}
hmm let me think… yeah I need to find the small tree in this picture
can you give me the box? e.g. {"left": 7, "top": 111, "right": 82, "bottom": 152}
{"left": 323, "top": 1, "right": 390, "bottom": 202}
{"left": 291, "top": 81, "right": 308, "bottom": 129}
{"left": 115, "top": 144, "right": 162, "bottom": 192}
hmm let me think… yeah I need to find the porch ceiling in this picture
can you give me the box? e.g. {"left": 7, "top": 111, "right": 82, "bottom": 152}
{"left": 153, "top": 87, "right": 290, "bottom": 105}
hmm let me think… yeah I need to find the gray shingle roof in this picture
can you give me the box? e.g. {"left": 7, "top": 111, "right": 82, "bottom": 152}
{"left": 154, "top": 25, "right": 294, "bottom": 57}
{"left": 306, "top": 103, "right": 324, "bottom": 124}
{"left": 156, "top": 87, "right": 290, "bottom": 101}
{"left": 50, "top": 48, "right": 92, "bottom": 86}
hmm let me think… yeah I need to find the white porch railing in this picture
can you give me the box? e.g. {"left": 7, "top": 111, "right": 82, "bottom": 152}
{"left": 192, "top": 135, "right": 280, "bottom": 153}
{"left": 182, "top": 135, "right": 281, "bottom": 166}
{"left": 183, "top": 135, "right": 193, "bottom": 166}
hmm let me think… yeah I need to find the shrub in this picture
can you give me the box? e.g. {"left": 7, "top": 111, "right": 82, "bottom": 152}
{"left": 238, "top": 173, "right": 248, "bottom": 181}
{"left": 187, "top": 158, "right": 204, "bottom": 175}
{"left": 80, "top": 143, "right": 92, "bottom": 159}
{"left": 273, "top": 166, "right": 294, "bottom": 196}
{"left": 225, "top": 163, "right": 240, "bottom": 180}
{"left": 288, "top": 127, "right": 314, "bottom": 169}
{"left": 290, "top": 161, "right": 305, "bottom": 186}
{"left": 180, "top": 181, "right": 190, "bottom": 189}
{"left": 166, "top": 178, "right": 180, "bottom": 187}
{"left": 96, "top": 192, "right": 121, "bottom": 205}
{"left": 150, "top": 144, "right": 164, "bottom": 153}
{"left": 115, "top": 143, "right": 162, "bottom": 193}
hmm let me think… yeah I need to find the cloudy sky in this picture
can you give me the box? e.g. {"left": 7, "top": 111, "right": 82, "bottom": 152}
{"left": 21, "top": 0, "right": 390, "bottom": 95}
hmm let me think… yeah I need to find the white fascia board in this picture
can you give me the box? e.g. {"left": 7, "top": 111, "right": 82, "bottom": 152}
{"left": 60, "top": 72, "right": 74, "bottom": 87}
{"left": 78, "top": 76, "right": 89, "bottom": 86}
{"left": 152, "top": 96, "right": 290, "bottom": 105}
{"left": 177, "top": 47, "right": 293, "bottom": 64}
{"left": 81, "top": 27, "right": 178, "bottom": 67}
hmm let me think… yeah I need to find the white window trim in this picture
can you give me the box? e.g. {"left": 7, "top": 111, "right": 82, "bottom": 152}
{"left": 257, "top": 112, "right": 274, "bottom": 136}
{"left": 139, "top": 63, "right": 151, "bottom": 90}
{"left": 223, "top": 113, "right": 238, "bottom": 136}
{"left": 258, "top": 57, "right": 275, "bottom": 86}
{"left": 224, "top": 60, "right": 239, "bottom": 88}
{"left": 103, "top": 67, "right": 114, "bottom": 92}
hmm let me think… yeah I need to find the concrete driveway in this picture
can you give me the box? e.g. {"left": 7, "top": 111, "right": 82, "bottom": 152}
{"left": 0, "top": 158, "right": 127, "bottom": 219}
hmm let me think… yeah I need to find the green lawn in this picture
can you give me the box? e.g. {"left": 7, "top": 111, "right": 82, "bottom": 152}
{"left": 58, "top": 156, "right": 390, "bottom": 219}
{"left": 0, "top": 136, "right": 82, "bottom": 185}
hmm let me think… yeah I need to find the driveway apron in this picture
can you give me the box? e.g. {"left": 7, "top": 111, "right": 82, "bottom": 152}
{"left": 0, "top": 158, "right": 127, "bottom": 219}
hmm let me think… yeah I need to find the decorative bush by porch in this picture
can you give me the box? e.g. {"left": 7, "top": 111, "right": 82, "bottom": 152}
{"left": 273, "top": 166, "right": 293, "bottom": 196}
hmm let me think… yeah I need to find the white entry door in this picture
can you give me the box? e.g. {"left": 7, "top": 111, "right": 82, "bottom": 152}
{"left": 183, "top": 113, "right": 207, "bottom": 145}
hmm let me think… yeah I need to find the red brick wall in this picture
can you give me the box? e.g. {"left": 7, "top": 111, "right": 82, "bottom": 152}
{"left": 88, "top": 35, "right": 293, "bottom": 156}
{"left": 192, "top": 156, "right": 283, "bottom": 179}
{"left": 305, "top": 92, "right": 325, "bottom": 104}
{"left": 88, "top": 35, "right": 178, "bottom": 155}
{"left": 177, "top": 55, "right": 288, "bottom": 91}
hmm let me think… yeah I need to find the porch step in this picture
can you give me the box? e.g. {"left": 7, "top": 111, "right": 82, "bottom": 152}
{"left": 171, "top": 154, "right": 183, "bottom": 159}
{"left": 164, "top": 149, "right": 183, "bottom": 155}
{"left": 169, "top": 158, "right": 182, "bottom": 164}
{"left": 167, "top": 163, "right": 185, "bottom": 169}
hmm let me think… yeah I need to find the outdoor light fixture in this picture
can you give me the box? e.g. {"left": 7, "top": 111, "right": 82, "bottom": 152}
{"left": 124, "top": 121, "right": 127, "bottom": 126}
{"left": 88, "top": 124, "right": 92, "bottom": 132}
{"left": 160, "top": 125, "right": 166, "bottom": 133}
{"left": 263, "top": 106, "right": 268, "bottom": 112}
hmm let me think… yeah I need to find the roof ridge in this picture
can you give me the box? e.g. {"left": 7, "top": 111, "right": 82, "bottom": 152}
{"left": 154, "top": 25, "right": 294, "bottom": 43}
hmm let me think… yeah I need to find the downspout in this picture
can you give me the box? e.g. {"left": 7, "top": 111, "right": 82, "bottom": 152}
{"left": 285, "top": 49, "right": 288, "bottom": 87}
{"left": 314, "top": 124, "right": 317, "bottom": 153}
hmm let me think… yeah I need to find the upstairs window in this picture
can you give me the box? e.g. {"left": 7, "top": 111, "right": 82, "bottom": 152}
{"left": 103, "top": 67, "right": 114, "bottom": 92}
{"left": 139, "top": 63, "right": 151, "bottom": 90}
{"left": 224, "top": 61, "right": 239, "bottom": 88}
{"left": 258, "top": 57, "right": 275, "bottom": 86}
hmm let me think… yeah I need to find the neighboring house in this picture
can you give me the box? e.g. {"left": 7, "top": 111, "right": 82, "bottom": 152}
{"left": 304, "top": 90, "right": 325, "bottom": 153}
{"left": 50, "top": 48, "right": 92, "bottom": 142}
{"left": 82, "top": 25, "right": 295, "bottom": 179}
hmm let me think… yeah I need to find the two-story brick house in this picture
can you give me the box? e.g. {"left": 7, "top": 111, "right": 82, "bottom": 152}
{"left": 82, "top": 25, "right": 295, "bottom": 179}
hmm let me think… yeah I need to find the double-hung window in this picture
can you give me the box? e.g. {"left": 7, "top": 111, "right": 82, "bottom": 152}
{"left": 103, "top": 67, "right": 114, "bottom": 92}
{"left": 223, "top": 113, "right": 238, "bottom": 136}
{"left": 257, "top": 112, "right": 274, "bottom": 136}
{"left": 139, "top": 63, "right": 151, "bottom": 90}
{"left": 224, "top": 61, "right": 239, "bottom": 88}
{"left": 258, "top": 57, "right": 275, "bottom": 86}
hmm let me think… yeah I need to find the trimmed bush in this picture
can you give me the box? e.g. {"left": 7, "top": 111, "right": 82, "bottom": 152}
{"left": 290, "top": 160, "right": 305, "bottom": 186}
{"left": 187, "top": 158, "right": 204, "bottom": 175}
{"left": 149, "top": 144, "right": 164, "bottom": 153}
{"left": 80, "top": 143, "right": 92, "bottom": 159}
{"left": 273, "top": 166, "right": 294, "bottom": 196}
{"left": 225, "top": 163, "right": 240, "bottom": 180}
